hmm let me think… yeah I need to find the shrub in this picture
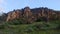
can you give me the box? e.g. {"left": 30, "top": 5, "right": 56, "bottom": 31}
{"left": 7, "top": 19, "right": 24, "bottom": 25}
{"left": 24, "top": 28, "right": 34, "bottom": 33}
{"left": 0, "top": 24, "right": 5, "bottom": 29}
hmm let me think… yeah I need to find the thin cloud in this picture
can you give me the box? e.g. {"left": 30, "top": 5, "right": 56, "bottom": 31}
{"left": 0, "top": 7, "right": 4, "bottom": 16}
{"left": 0, "top": 0, "right": 6, "bottom": 13}
{"left": 0, "top": 0, "right": 4, "bottom": 4}
{"left": 0, "top": 7, "right": 5, "bottom": 13}
{"left": 0, "top": 7, "right": 4, "bottom": 11}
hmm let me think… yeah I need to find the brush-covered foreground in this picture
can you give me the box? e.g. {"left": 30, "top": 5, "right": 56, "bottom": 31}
{"left": 0, "top": 20, "right": 60, "bottom": 34}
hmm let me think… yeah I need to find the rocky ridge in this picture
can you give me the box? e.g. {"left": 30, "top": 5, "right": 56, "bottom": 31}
{"left": 0, "top": 7, "right": 60, "bottom": 23}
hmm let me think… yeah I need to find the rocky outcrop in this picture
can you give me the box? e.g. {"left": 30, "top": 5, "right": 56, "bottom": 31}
{"left": 6, "top": 10, "right": 22, "bottom": 21}
{"left": 6, "top": 7, "right": 60, "bottom": 23}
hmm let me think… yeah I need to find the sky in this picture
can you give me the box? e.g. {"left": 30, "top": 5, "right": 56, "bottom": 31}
{"left": 0, "top": 0, "right": 60, "bottom": 13}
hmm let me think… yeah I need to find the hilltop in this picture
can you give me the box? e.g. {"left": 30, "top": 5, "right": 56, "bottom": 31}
{"left": 0, "top": 7, "right": 60, "bottom": 23}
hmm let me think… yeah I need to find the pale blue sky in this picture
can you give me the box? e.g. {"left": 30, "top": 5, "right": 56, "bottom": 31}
{"left": 0, "top": 0, "right": 60, "bottom": 13}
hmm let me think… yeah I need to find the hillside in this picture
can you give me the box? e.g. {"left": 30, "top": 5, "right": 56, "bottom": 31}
{"left": 0, "top": 7, "right": 60, "bottom": 23}
{"left": 0, "top": 7, "right": 60, "bottom": 34}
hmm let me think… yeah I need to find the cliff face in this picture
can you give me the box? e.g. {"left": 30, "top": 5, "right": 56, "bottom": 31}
{"left": 5, "top": 7, "right": 60, "bottom": 23}
{"left": 6, "top": 10, "right": 22, "bottom": 21}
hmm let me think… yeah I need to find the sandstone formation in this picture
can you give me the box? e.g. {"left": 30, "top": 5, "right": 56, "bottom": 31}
{"left": 6, "top": 10, "right": 22, "bottom": 21}
{"left": 4, "top": 7, "right": 60, "bottom": 23}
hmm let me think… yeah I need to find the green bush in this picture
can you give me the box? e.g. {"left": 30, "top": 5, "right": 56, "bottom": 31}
{"left": 0, "top": 24, "right": 5, "bottom": 29}
{"left": 28, "top": 22, "right": 59, "bottom": 31}
{"left": 7, "top": 19, "right": 23, "bottom": 25}
{"left": 0, "top": 22, "right": 7, "bottom": 29}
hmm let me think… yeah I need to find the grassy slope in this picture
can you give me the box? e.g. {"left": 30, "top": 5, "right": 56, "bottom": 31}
{"left": 0, "top": 21, "right": 60, "bottom": 34}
